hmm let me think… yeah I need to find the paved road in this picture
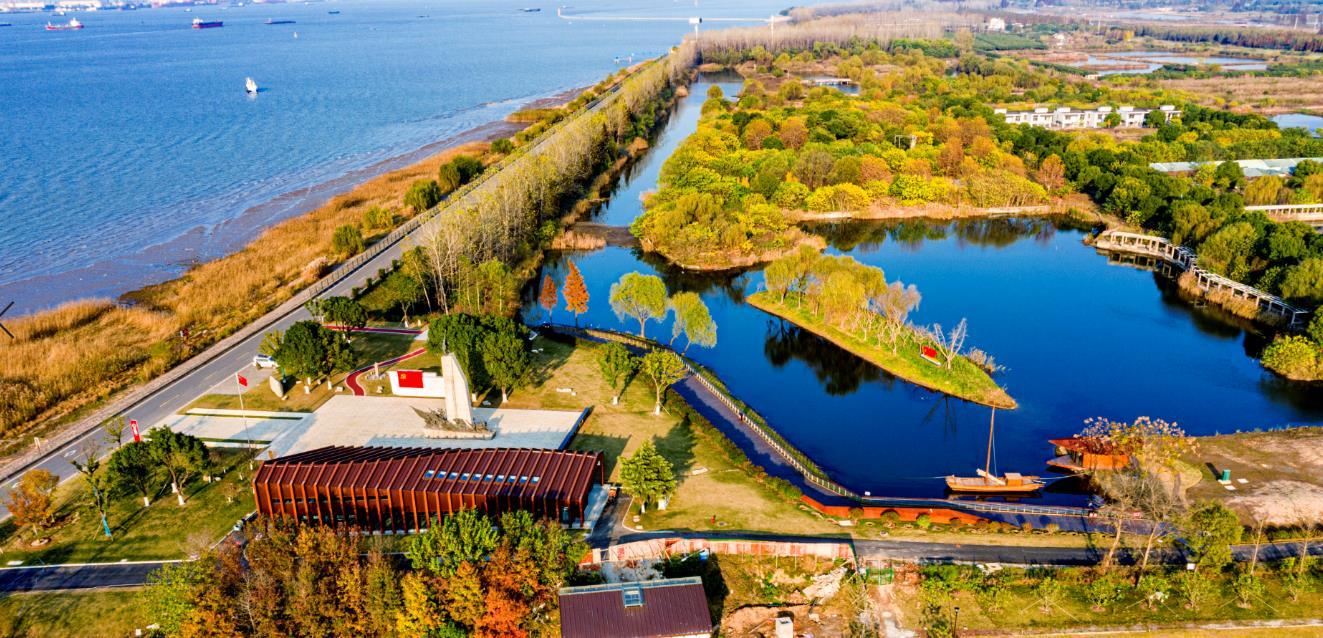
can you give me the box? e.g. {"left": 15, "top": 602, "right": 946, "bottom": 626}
{"left": 0, "top": 561, "right": 175, "bottom": 592}
{"left": 1, "top": 77, "right": 629, "bottom": 505}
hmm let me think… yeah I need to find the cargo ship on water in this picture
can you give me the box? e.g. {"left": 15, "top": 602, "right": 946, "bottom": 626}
{"left": 45, "top": 18, "right": 84, "bottom": 31}
{"left": 192, "top": 18, "right": 223, "bottom": 29}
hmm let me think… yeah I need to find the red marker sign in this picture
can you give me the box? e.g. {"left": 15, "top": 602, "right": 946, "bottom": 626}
{"left": 130, "top": 419, "right": 140, "bottom": 443}
{"left": 396, "top": 370, "right": 424, "bottom": 389}
{"left": 237, "top": 373, "right": 249, "bottom": 388}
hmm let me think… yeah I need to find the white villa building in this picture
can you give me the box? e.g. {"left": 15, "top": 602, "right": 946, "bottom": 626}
{"left": 994, "top": 105, "right": 1179, "bottom": 129}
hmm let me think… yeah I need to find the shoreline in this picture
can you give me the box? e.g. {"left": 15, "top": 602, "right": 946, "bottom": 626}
{"left": 747, "top": 291, "right": 1018, "bottom": 410}
{"left": 2, "top": 87, "right": 587, "bottom": 317}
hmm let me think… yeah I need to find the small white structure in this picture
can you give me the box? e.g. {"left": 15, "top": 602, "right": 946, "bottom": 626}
{"left": 389, "top": 369, "right": 444, "bottom": 398}
{"left": 994, "top": 104, "right": 1178, "bottom": 129}
{"left": 987, "top": 17, "right": 1006, "bottom": 32}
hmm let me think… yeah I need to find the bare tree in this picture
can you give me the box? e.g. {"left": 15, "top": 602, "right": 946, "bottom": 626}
{"left": 929, "top": 318, "right": 968, "bottom": 369}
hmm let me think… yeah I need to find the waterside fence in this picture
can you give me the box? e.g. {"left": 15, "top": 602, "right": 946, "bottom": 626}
{"left": 1093, "top": 230, "right": 1310, "bottom": 329}
{"left": 542, "top": 324, "right": 1098, "bottom": 527}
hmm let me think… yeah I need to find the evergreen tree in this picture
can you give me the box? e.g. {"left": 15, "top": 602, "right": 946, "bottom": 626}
{"left": 620, "top": 440, "right": 676, "bottom": 512}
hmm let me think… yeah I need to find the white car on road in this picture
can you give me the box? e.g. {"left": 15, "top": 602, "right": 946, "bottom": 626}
{"left": 252, "top": 353, "right": 277, "bottom": 369}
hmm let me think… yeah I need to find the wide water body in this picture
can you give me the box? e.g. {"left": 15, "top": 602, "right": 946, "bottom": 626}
{"left": 0, "top": 0, "right": 782, "bottom": 312}
{"left": 526, "top": 78, "right": 1323, "bottom": 505}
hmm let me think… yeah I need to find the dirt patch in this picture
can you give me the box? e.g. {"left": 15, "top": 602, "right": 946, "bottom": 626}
{"left": 1227, "top": 480, "right": 1323, "bottom": 526}
{"left": 1182, "top": 428, "right": 1323, "bottom": 525}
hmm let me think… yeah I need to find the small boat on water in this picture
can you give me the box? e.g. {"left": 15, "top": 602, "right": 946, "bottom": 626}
{"left": 45, "top": 18, "right": 83, "bottom": 31}
{"left": 245, "top": 77, "right": 258, "bottom": 94}
{"left": 521, "top": 7, "right": 541, "bottom": 12}
{"left": 265, "top": 19, "right": 296, "bottom": 25}
{"left": 192, "top": 18, "right": 223, "bottom": 29}
{"left": 945, "top": 409, "right": 1045, "bottom": 494}
{"left": 327, "top": 10, "right": 340, "bottom": 14}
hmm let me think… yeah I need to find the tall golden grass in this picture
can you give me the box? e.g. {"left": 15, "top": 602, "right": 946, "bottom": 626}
{"left": 0, "top": 141, "right": 491, "bottom": 448}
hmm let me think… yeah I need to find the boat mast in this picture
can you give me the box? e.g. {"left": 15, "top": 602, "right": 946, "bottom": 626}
{"left": 984, "top": 408, "right": 996, "bottom": 480}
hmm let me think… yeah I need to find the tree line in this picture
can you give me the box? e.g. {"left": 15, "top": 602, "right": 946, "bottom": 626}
{"left": 142, "top": 509, "right": 586, "bottom": 638}
{"left": 634, "top": 47, "right": 1062, "bottom": 268}
{"left": 1007, "top": 116, "right": 1323, "bottom": 308}
{"left": 6, "top": 426, "right": 214, "bottom": 542}
{"left": 405, "top": 45, "right": 696, "bottom": 320}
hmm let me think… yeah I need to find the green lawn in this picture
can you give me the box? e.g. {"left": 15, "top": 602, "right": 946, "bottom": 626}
{"left": 0, "top": 448, "right": 256, "bottom": 563}
{"left": 188, "top": 331, "right": 421, "bottom": 412}
{"left": 747, "top": 291, "right": 1016, "bottom": 409}
{"left": 501, "top": 336, "right": 845, "bottom": 537}
{"left": 896, "top": 565, "right": 1323, "bottom": 634}
{"left": 0, "top": 589, "right": 147, "bottom": 638}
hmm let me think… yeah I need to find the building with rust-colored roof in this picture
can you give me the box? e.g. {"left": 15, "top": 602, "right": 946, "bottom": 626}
{"left": 559, "top": 577, "right": 713, "bottom": 638}
{"left": 1047, "top": 437, "right": 1131, "bottom": 473}
{"left": 253, "top": 446, "right": 604, "bottom": 532}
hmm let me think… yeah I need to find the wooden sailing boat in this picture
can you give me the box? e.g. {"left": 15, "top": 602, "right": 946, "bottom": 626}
{"left": 945, "top": 408, "right": 1044, "bottom": 494}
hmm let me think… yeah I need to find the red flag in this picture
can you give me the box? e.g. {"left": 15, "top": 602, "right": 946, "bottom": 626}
{"left": 237, "top": 373, "right": 249, "bottom": 387}
{"left": 130, "top": 419, "right": 140, "bottom": 443}
{"left": 396, "top": 370, "right": 424, "bottom": 389}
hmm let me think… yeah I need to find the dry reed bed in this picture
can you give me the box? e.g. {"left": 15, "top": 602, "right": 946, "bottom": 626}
{"left": 0, "top": 141, "right": 491, "bottom": 447}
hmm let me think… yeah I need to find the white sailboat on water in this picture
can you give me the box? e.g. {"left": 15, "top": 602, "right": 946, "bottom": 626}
{"left": 245, "top": 77, "right": 258, "bottom": 94}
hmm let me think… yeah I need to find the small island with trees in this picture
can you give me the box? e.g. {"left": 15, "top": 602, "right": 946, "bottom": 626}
{"left": 751, "top": 246, "right": 1016, "bottom": 409}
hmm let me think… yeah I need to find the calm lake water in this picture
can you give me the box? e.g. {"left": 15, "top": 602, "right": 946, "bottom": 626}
{"left": 1273, "top": 113, "right": 1323, "bottom": 137}
{"left": 1084, "top": 51, "right": 1266, "bottom": 75}
{"left": 0, "top": 0, "right": 782, "bottom": 313}
{"left": 524, "top": 78, "right": 1323, "bottom": 505}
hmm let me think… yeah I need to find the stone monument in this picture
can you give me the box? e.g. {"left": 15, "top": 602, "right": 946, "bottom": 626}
{"left": 441, "top": 353, "right": 473, "bottom": 425}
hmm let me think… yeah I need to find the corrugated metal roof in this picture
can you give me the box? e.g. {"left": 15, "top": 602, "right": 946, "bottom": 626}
{"left": 559, "top": 577, "right": 713, "bottom": 638}
{"left": 254, "top": 446, "right": 601, "bottom": 503}
{"left": 1150, "top": 157, "right": 1323, "bottom": 178}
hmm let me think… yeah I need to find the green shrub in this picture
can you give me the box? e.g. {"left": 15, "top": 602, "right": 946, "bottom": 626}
{"left": 403, "top": 179, "right": 442, "bottom": 213}
{"left": 915, "top": 513, "right": 932, "bottom": 529}
{"left": 330, "top": 224, "right": 364, "bottom": 257}
{"left": 1261, "top": 335, "right": 1321, "bottom": 380}
{"left": 491, "top": 138, "right": 514, "bottom": 154}
{"left": 361, "top": 206, "right": 392, "bottom": 231}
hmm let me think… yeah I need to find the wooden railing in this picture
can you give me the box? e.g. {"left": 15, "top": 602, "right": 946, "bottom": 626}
{"left": 1094, "top": 230, "right": 1310, "bottom": 329}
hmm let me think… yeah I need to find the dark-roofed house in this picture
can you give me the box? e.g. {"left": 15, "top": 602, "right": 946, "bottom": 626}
{"left": 253, "top": 446, "right": 604, "bottom": 533}
{"left": 559, "top": 577, "right": 713, "bottom": 638}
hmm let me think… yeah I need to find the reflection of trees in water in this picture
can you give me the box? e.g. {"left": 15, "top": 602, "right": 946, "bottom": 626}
{"left": 919, "top": 394, "right": 962, "bottom": 440}
{"left": 951, "top": 218, "right": 1057, "bottom": 249}
{"left": 637, "top": 249, "right": 752, "bottom": 303}
{"left": 806, "top": 217, "right": 1071, "bottom": 253}
{"left": 762, "top": 319, "right": 884, "bottom": 396}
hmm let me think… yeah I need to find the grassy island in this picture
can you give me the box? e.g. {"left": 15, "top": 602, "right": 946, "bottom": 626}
{"left": 749, "top": 246, "right": 1015, "bottom": 409}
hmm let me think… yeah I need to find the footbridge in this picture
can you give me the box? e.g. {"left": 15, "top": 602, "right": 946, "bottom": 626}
{"left": 1093, "top": 230, "right": 1310, "bottom": 329}
{"left": 1245, "top": 202, "right": 1323, "bottom": 230}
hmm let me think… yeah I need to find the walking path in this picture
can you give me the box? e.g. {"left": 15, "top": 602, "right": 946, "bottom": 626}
{"left": 343, "top": 347, "right": 426, "bottom": 396}
{"left": 325, "top": 325, "right": 423, "bottom": 336}
{"left": 547, "top": 324, "right": 1111, "bottom": 532}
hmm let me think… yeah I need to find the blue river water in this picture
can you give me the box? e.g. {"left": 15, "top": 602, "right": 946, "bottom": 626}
{"left": 524, "top": 78, "right": 1323, "bottom": 505}
{"left": 0, "top": 0, "right": 781, "bottom": 313}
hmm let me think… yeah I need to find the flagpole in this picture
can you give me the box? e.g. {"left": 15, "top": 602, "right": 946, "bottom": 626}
{"left": 237, "top": 372, "right": 253, "bottom": 470}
